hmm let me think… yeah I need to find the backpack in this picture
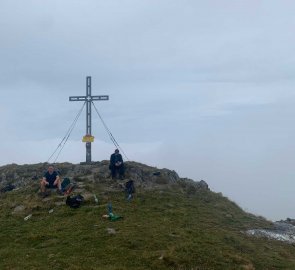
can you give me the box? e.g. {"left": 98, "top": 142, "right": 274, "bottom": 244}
{"left": 66, "top": 194, "right": 84, "bottom": 208}
{"left": 61, "top": 178, "right": 76, "bottom": 195}
{"left": 0, "top": 184, "right": 16, "bottom": 193}
{"left": 125, "top": 180, "right": 135, "bottom": 195}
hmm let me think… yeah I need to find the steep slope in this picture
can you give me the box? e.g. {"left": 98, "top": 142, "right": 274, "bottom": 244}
{"left": 0, "top": 162, "right": 295, "bottom": 270}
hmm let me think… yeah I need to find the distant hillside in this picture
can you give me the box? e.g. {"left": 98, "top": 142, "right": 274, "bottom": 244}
{"left": 1, "top": 161, "right": 295, "bottom": 269}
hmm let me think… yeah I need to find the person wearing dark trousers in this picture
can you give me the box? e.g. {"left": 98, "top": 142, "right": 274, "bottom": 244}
{"left": 109, "top": 149, "right": 125, "bottom": 179}
{"left": 40, "top": 165, "right": 62, "bottom": 197}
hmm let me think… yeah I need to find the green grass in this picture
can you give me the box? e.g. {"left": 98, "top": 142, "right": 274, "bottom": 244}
{"left": 1, "top": 185, "right": 295, "bottom": 270}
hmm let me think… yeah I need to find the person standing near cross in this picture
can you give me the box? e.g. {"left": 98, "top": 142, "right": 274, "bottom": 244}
{"left": 109, "top": 149, "right": 125, "bottom": 179}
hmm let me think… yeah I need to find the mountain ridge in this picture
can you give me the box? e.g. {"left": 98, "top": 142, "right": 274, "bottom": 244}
{"left": 1, "top": 161, "right": 295, "bottom": 269}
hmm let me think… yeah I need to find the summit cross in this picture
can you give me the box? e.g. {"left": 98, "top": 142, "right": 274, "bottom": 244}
{"left": 69, "top": 76, "right": 109, "bottom": 164}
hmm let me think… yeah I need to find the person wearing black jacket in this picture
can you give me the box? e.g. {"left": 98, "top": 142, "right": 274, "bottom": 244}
{"left": 109, "top": 149, "right": 125, "bottom": 179}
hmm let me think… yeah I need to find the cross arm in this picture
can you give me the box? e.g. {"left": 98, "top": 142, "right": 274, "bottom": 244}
{"left": 69, "top": 96, "right": 109, "bottom": 102}
{"left": 91, "top": 95, "right": 109, "bottom": 101}
{"left": 69, "top": 96, "right": 87, "bottom": 101}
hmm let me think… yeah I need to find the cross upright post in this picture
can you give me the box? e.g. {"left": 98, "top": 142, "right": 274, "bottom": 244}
{"left": 69, "top": 76, "right": 109, "bottom": 164}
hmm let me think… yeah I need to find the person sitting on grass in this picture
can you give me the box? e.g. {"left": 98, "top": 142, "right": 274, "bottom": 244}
{"left": 40, "top": 165, "right": 62, "bottom": 197}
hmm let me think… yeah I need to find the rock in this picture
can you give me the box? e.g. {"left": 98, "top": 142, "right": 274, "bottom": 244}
{"left": 73, "top": 188, "right": 84, "bottom": 193}
{"left": 55, "top": 201, "right": 66, "bottom": 206}
{"left": 1, "top": 173, "right": 6, "bottom": 182}
{"left": 80, "top": 192, "right": 93, "bottom": 201}
{"left": 12, "top": 205, "right": 25, "bottom": 214}
{"left": 247, "top": 221, "right": 295, "bottom": 244}
{"left": 279, "top": 218, "right": 295, "bottom": 226}
{"left": 76, "top": 182, "right": 86, "bottom": 188}
{"left": 198, "top": 180, "right": 209, "bottom": 190}
{"left": 106, "top": 228, "right": 116, "bottom": 234}
{"left": 177, "top": 178, "right": 210, "bottom": 196}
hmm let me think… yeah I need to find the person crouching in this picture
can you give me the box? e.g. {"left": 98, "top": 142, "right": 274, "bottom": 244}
{"left": 40, "top": 165, "right": 62, "bottom": 197}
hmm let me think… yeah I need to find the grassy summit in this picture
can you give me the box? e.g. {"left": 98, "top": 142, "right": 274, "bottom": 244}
{"left": 0, "top": 162, "right": 295, "bottom": 269}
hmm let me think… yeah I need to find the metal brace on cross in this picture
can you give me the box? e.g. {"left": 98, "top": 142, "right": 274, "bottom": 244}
{"left": 69, "top": 76, "right": 109, "bottom": 163}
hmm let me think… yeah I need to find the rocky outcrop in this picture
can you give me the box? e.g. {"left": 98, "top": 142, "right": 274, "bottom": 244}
{"left": 0, "top": 161, "right": 209, "bottom": 194}
{"left": 279, "top": 218, "right": 295, "bottom": 226}
{"left": 246, "top": 222, "right": 295, "bottom": 244}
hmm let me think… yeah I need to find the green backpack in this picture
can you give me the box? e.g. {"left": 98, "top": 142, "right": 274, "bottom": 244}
{"left": 61, "top": 178, "right": 76, "bottom": 194}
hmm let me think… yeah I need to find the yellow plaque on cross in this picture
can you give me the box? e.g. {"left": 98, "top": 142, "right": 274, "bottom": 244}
{"left": 82, "top": 135, "right": 94, "bottom": 142}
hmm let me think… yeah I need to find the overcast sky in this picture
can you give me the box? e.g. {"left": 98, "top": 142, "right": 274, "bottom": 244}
{"left": 1, "top": 0, "right": 295, "bottom": 221}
